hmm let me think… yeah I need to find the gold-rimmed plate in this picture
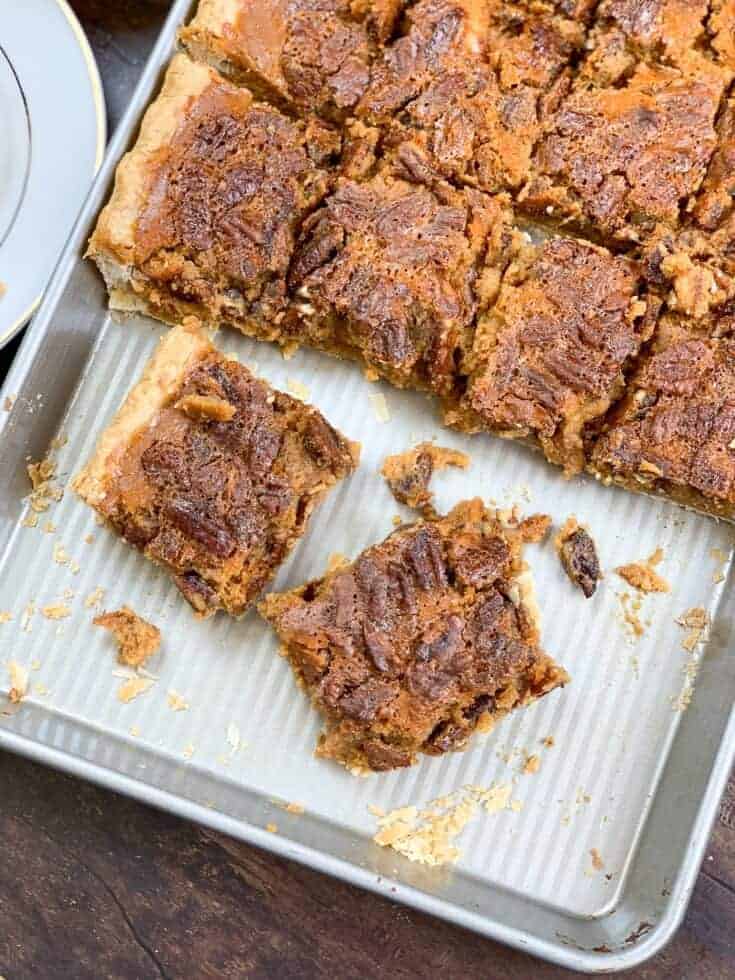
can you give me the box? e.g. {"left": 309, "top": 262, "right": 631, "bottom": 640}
{"left": 0, "top": 0, "right": 105, "bottom": 347}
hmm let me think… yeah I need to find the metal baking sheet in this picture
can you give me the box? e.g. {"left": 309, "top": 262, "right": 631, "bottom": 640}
{"left": 1, "top": 1, "right": 734, "bottom": 970}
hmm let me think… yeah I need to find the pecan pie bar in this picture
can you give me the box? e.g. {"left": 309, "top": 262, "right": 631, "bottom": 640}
{"left": 259, "top": 499, "right": 569, "bottom": 772}
{"left": 88, "top": 54, "right": 339, "bottom": 338}
{"left": 179, "top": 0, "right": 404, "bottom": 121}
{"left": 73, "top": 322, "right": 359, "bottom": 617}
{"left": 448, "top": 237, "right": 654, "bottom": 474}
{"left": 520, "top": 63, "right": 726, "bottom": 244}
{"left": 590, "top": 314, "right": 735, "bottom": 518}
{"left": 282, "top": 165, "right": 516, "bottom": 394}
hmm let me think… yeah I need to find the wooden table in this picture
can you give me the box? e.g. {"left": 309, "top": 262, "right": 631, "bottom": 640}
{"left": 1, "top": 3, "right": 733, "bottom": 976}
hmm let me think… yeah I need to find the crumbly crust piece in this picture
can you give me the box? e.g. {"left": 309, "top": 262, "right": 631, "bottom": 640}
{"left": 381, "top": 441, "right": 469, "bottom": 517}
{"left": 554, "top": 517, "right": 601, "bottom": 597}
{"left": 449, "top": 237, "right": 653, "bottom": 475}
{"left": 93, "top": 606, "right": 161, "bottom": 668}
{"left": 88, "top": 53, "right": 338, "bottom": 338}
{"left": 259, "top": 498, "right": 569, "bottom": 772}
{"left": 73, "top": 322, "right": 359, "bottom": 618}
{"left": 520, "top": 63, "right": 726, "bottom": 244}
{"left": 283, "top": 166, "right": 516, "bottom": 393}
{"left": 590, "top": 316, "right": 735, "bottom": 517}
{"left": 180, "top": 0, "right": 404, "bottom": 121}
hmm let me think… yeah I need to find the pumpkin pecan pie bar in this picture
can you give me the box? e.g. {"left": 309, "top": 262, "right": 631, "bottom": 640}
{"left": 88, "top": 54, "right": 339, "bottom": 339}
{"left": 259, "top": 498, "right": 569, "bottom": 772}
{"left": 447, "top": 236, "right": 654, "bottom": 474}
{"left": 73, "top": 322, "right": 359, "bottom": 618}
{"left": 282, "top": 165, "right": 516, "bottom": 394}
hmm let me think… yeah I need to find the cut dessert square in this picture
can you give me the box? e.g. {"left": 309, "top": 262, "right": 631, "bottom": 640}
{"left": 579, "top": 0, "right": 735, "bottom": 85}
{"left": 179, "top": 0, "right": 404, "bottom": 121}
{"left": 519, "top": 63, "right": 726, "bottom": 244}
{"left": 447, "top": 236, "right": 654, "bottom": 474}
{"left": 73, "top": 322, "right": 359, "bottom": 618}
{"left": 282, "top": 165, "right": 516, "bottom": 394}
{"left": 367, "top": 0, "right": 584, "bottom": 194}
{"left": 259, "top": 498, "right": 569, "bottom": 773}
{"left": 88, "top": 53, "right": 339, "bottom": 338}
{"left": 590, "top": 315, "right": 735, "bottom": 519}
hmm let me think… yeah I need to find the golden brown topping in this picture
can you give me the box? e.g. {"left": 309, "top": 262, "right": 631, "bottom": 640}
{"left": 93, "top": 606, "right": 161, "bottom": 668}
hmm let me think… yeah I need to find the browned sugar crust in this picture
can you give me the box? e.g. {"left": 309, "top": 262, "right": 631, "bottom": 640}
{"left": 259, "top": 498, "right": 569, "bottom": 772}
{"left": 283, "top": 167, "right": 515, "bottom": 394}
{"left": 520, "top": 64, "right": 726, "bottom": 244}
{"left": 74, "top": 324, "right": 358, "bottom": 618}
{"left": 451, "top": 237, "right": 652, "bottom": 474}
{"left": 590, "top": 318, "right": 735, "bottom": 516}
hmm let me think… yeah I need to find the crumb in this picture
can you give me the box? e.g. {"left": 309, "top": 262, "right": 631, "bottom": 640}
{"left": 510, "top": 799, "right": 523, "bottom": 812}
{"left": 117, "top": 676, "right": 155, "bottom": 703}
{"left": 590, "top": 848, "right": 605, "bottom": 871}
{"left": 616, "top": 549, "right": 670, "bottom": 593}
{"left": 26, "top": 457, "right": 61, "bottom": 512}
{"left": 517, "top": 513, "right": 552, "bottom": 544}
{"left": 555, "top": 517, "right": 601, "bottom": 597}
{"left": 182, "top": 743, "right": 196, "bottom": 759}
{"left": 381, "top": 442, "right": 470, "bottom": 517}
{"left": 175, "top": 393, "right": 235, "bottom": 421}
{"left": 94, "top": 607, "right": 160, "bottom": 668}
{"left": 21, "top": 600, "right": 35, "bottom": 633}
{"left": 52, "top": 541, "right": 69, "bottom": 565}
{"left": 0, "top": 281, "right": 6, "bottom": 299}
{"left": 619, "top": 592, "right": 645, "bottom": 639}
{"left": 0, "top": 612, "right": 12, "bottom": 624}
{"left": 3, "top": 394, "right": 15, "bottom": 411}
{"left": 130, "top": 726, "right": 141, "bottom": 737}
{"left": 368, "top": 390, "right": 390, "bottom": 423}
{"left": 226, "top": 722, "right": 242, "bottom": 753}
{"left": 676, "top": 607, "right": 709, "bottom": 652}
{"left": 523, "top": 753, "right": 541, "bottom": 775}
{"left": 21, "top": 513, "right": 38, "bottom": 528}
{"left": 40, "top": 603, "right": 71, "bottom": 620}
{"left": 167, "top": 690, "right": 189, "bottom": 712}
{"left": 283, "top": 802, "right": 305, "bottom": 815}
{"left": 367, "top": 803, "right": 385, "bottom": 817}
{"left": 266, "top": 822, "right": 279, "bottom": 833}
{"left": 7, "top": 661, "right": 28, "bottom": 702}
{"left": 286, "top": 378, "right": 310, "bottom": 401}
{"left": 541, "top": 736, "right": 555, "bottom": 749}
{"left": 710, "top": 547, "right": 729, "bottom": 584}
{"left": 84, "top": 587, "right": 105, "bottom": 609}
{"left": 392, "top": 514, "right": 402, "bottom": 526}
{"left": 43, "top": 521, "right": 56, "bottom": 534}
{"left": 326, "top": 552, "right": 348, "bottom": 572}
{"left": 33, "top": 683, "right": 49, "bottom": 697}
{"left": 84, "top": 534, "right": 95, "bottom": 545}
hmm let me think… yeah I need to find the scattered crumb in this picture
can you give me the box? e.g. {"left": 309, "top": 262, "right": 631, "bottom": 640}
{"left": 7, "top": 661, "right": 28, "bottom": 703}
{"left": 40, "top": 603, "right": 71, "bottom": 620}
{"left": 373, "top": 784, "right": 515, "bottom": 866}
{"left": 26, "top": 457, "right": 62, "bottom": 512}
{"left": 510, "top": 800, "right": 523, "bottom": 813}
{"left": 3, "top": 393, "right": 15, "bottom": 411}
{"left": 266, "top": 822, "right": 279, "bottom": 834}
{"left": 326, "top": 552, "right": 348, "bottom": 573}
{"left": 541, "top": 736, "right": 555, "bottom": 749}
{"left": 84, "top": 586, "right": 105, "bottom": 609}
{"left": 676, "top": 607, "right": 709, "bottom": 653}
{"left": 69, "top": 560, "right": 80, "bottom": 575}
{"left": 0, "top": 281, "right": 6, "bottom": 299}
{"left": 130, "top": 726, "right": 141, "bottom": 737}
{"left": 94, "top": 607, "right": 161, "bottom": 668}
{"left": 43, "top": 520, "right": 56, "bottom": 534}
{"left": 183, "top": 743, "right": 196, "bottom": 759}
{"left": 33, "top": 683, "right": 50, "bottom": 697}
{"left": 117, "top": 676, "right": 155, "bottom": 703}
{"left": 710, "top": 547, "right": 729, "bottom": 584}
{"left": 367, "top": 803, "right": 385, "bottom": 817}
{"left": 21, "top": 513, "right": 38, "bottom": 528}
{"left": 522, "top": 753, "right": 541, "bottom": 775}
{"left": 616, "top": 549, "right": 670, "bottom": 594}
{"left": 21, "top": 600, "right": 35, "bottom": 633}
{"left": 590, "top": 848, "right": 605, "bottom": 872}
{"left": 283, "top": 802, "right": 305, "bottom": 815}
{"left": 554, "top": 517, "right": 601, "bottom": 598}
{"left": 175, "top": 393, "right": 235, "bottom": 421}
{"left": 618, "top": 592, "right": 645, "bottom": 639}
{"left": 517, "top": 513, "right": 552, "bottom": 544}
{"left": 84, "top": 534, "right": 95, "bottom": 545}
{"left": 52, "top": 541, "right": 69, "bottom": 565}
{"left": 286, "top": 378, "right": 310, "bottom": 401}
{"left": 368, "top": 390, "right": 390, "bottom": 423}
{"left": 381, "top": 442, "right": 470, "bottom": 517}
{"left": 167, "top": 690, "right": 189, "bottom": 712}
{"left": 0, "top": 612, "right": 12, "bottom": 624}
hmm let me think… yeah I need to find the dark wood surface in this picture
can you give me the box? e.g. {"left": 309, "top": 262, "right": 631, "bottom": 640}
{"left": 1, "top": 3, "right": 733, "bottom": 976}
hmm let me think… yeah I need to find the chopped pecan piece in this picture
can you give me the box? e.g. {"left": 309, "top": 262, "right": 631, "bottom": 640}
{"left": 555, "top": 518, "right": 601, "bottom": 598}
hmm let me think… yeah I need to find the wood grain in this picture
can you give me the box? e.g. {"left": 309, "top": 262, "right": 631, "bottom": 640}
{"left": 0, "top": 3, "right": 731, "bottom": 977}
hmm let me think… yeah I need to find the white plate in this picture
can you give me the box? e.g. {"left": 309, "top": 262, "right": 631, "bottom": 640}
{"left": 0, "top": 0, "right": 105, "bottom": 347}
